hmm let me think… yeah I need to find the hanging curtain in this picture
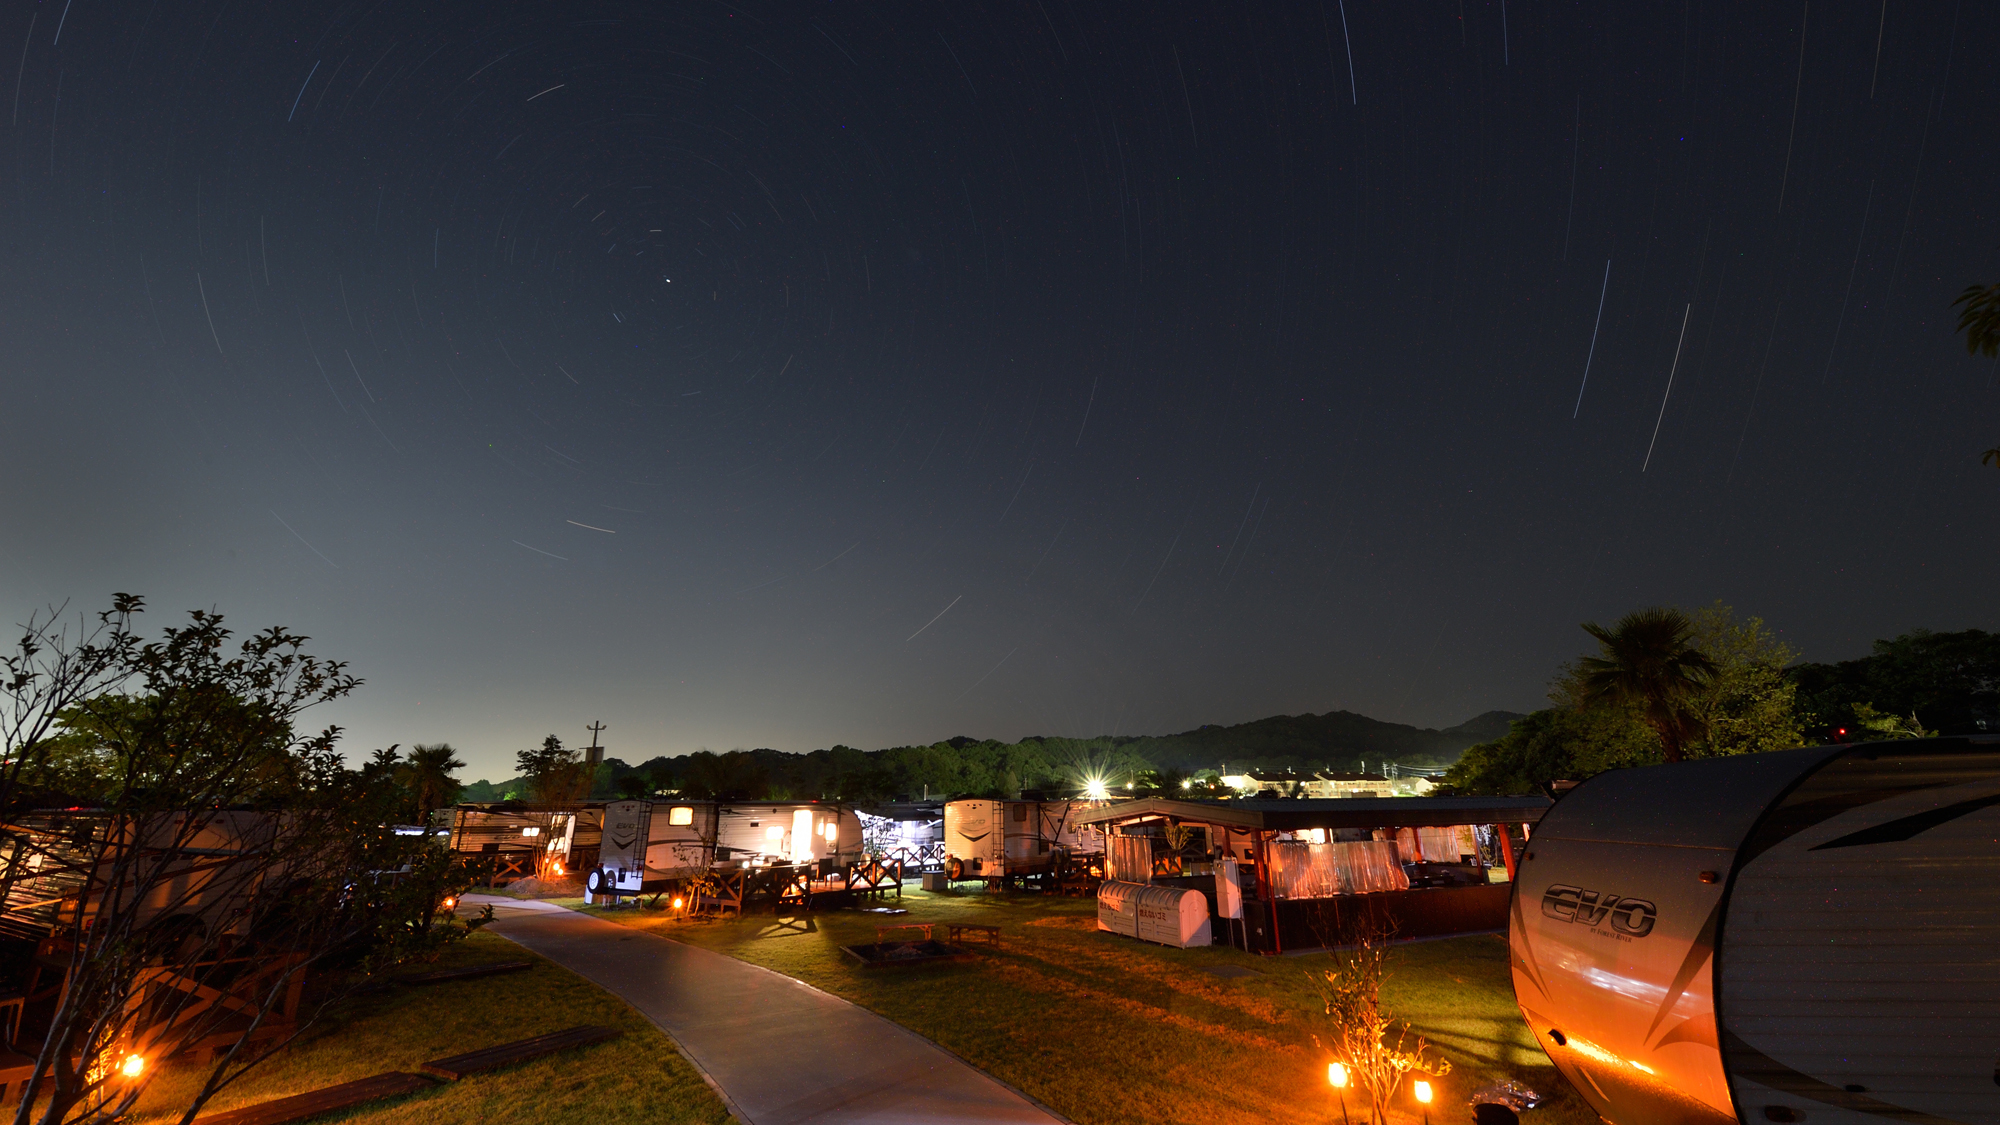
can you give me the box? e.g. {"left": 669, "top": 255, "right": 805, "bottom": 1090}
{"left": 1107, "top": 835, "right": 1154, "bottom": 883}
{"left": 1395, "top": 825, "right": 1478, "bottom": 863}
{"left": 1266, "top": 841, "right": 1409, "bottom": 899}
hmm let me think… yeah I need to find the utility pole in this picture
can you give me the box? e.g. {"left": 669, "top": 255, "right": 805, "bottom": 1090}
{"left": 584, "top": 720, "right": 607, "bottom": 769}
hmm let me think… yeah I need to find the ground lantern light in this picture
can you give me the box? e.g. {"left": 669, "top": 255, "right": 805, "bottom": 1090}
{"left": 1414, "top": 1079, "right": 1433, "bottom": 1125}
{"left": 1328, "top": 1062, "right": 1350, "bottom": 1125}
{"left": 120, "top": 1054, "right": 145, "bottom": 1079}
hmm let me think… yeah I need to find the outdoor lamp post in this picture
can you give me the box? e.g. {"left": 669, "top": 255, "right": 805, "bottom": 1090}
{"left": 1328, "top": 1062, "right": 1350, "bottom": 1125}
{"left": 1414, "top": 1079, "right": 1433, "bottom": 1125}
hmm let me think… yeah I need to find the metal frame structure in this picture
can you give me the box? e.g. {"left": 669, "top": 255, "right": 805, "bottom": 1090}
{"left": 1080, "top": 796, "right": 1550, "bottom": 952}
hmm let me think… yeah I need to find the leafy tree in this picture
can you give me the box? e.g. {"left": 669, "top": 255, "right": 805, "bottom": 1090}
{"left": 1451, "top": 604, "right": 1806, "bottom": 795}
{"left": 1958, "top": 281, "right": 2000, "bottom": 358}
{"left": 1848, "top": 702, "right": 1933, "bottom": 740}
{"left": 1954, "top": 282, "right": 2000, "bottom": 466}
{"left": 0, "top": 597, "right": 486, "bottom": 1125}
{"left": 1575, "top": 607, "right": 1718, "bottom": 763}
{"left": 402, "top": 742, "right": 466, "bottom": 823}
{"left": 361, "top": 745, "right": 402, "bottom": 784}
{"left": 516, "top": 733, "right": 590, "bottom": 806}
{"left": 1681, "top": 603, "right": 1805, "bottom": 757}
{"left": 677, "top": 749, "right": 769, "bottom": 800}
{"left": 1791, "top": 628, "right": 2000, "bottom": 736}
{"left": 612, "top": 774, "right": 652, "bottom": 799}
{"left": 1444, "top": 705, "right": 1659, "bottom": 795}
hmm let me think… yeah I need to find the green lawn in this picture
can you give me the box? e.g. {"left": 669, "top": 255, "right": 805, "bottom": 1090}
{"left": 120, "top": 931, "right": 733, "bottom": 1125}
{"left": 574, "top": 888, "right": 1595, "bottom": 1125}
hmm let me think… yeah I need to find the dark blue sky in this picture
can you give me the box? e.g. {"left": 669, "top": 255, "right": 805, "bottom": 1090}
{"left": 3, "top": 0, "right": 1995, "bottom": 778}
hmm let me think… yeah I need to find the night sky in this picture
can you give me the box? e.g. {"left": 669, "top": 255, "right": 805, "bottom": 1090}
{"left": 4, "top": 0, "right": 1996, "bottom": 777}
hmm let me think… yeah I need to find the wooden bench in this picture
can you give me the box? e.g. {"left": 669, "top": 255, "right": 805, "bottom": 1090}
{"left": 691, "top": 872, "right": 745, "bottom": 919}
{"left": 945, "top": 923, "right": 1001, "bottom": 948}
{"left": 191, "top": 1072, "right": 435, "bottom": 1125}
{"left": 395, "top": 961, "right": 532, "bottom": 986}
{"left": 420, "top": 1025, "right": 621, "bottom": 1081}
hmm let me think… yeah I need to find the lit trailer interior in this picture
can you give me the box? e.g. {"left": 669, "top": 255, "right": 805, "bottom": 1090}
{"left": 855, "top": 801, "right": 945, "bottom": 870}
{"left": 586, "top": 799, "right": 867, "bottom": 898}
{"left": 1510, "top": 737, "right": 2000, "bottom": 1125}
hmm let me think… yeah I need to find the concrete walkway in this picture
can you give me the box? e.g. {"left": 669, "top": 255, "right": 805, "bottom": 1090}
{"left": 464, "top": 894, "right": 1062, "bottom": 1125}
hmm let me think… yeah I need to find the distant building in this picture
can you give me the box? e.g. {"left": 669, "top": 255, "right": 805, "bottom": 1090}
{"left": 1218, "top": 768, "right": 1437, "bottom": 799}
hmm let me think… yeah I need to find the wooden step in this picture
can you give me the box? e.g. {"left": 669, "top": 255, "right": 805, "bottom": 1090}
{"left": 420, "top": 1025, "right": 620, "bottom": 1081}
{"left": 395, "top": 960, "right": 533, "bottom": 986}
{"left": 191, "top": 1072, "right": 434, "bottom": 1125}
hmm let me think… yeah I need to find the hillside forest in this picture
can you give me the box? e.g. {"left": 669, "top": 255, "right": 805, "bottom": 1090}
{"left": 421, "top": 609, "right": 2000, "bottom": 810}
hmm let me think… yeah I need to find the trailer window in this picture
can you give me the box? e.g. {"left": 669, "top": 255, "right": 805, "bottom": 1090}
{"left": 1013, "top": 804, "right": 1028, "bottom": 822}
{"left": 668, "top": 807, "right": 694, "bottom": 826}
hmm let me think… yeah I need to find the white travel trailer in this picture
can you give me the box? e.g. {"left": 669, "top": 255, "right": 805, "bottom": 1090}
{"left": 1510, "top": 737, "right": 2000, "bottom": 1125}
{"left": 942, "top": 798, "right": 1098, "bottom": 879}
{"left": 586, "top": 799, "right": 866, "bottom": 897}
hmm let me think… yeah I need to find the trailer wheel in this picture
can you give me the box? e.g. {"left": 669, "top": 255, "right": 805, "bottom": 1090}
{"left": 945, "top": 856, "right": 964, "bottom": 881}
{"left": 585, "top": 868, "right": 613, "bottom": 897}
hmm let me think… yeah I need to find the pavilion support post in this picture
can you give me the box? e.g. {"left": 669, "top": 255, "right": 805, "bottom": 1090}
{"left": 1497, "top": 824, "right": 1517, "bottom": 881}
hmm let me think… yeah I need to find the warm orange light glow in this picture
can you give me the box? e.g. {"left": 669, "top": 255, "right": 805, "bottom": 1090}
{"left": 1413, "top": 1081, "right": 1432, "bottom": 1104}
{"left": 551, "top": 861, "right": 565, "bottom": 876}
{"left": 672, "top": 897, "right": 685, "bottom": 910}
{"left": 1328, "top": 1062, "right": 1348, "bottom": 1088}
{"left": 441, "top": 897, "right": 457, "bottom": 911}
{"left": 120, "top": 1054, "right": 145, "bottom": 1078}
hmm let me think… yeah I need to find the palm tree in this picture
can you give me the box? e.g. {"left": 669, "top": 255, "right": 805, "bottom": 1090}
{"left": 403, "top": 743, "right": 466, "bottom": 824}
{"left": 1952, "top": 283, "right": 2000, "bottom": 466}
{"left": 1576, "top": 608, "right": 1717, "bottom": 764}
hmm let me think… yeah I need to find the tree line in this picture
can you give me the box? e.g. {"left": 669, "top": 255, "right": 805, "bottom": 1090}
{"left": 454, "top": 712, "right": 1512, "bottom": 808}
{"left": 1445, "top": 604, "right": 1998, "bottom": 795}
{"left": 371, "top": 610, "right": 2000, "bottom": 812}
{"left": 458, "top": 736, "right": 1158, "bottom": 807}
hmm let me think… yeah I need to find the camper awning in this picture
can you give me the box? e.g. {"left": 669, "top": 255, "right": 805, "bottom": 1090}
{"left": 1077, "top": 795, "right": 1551, "bottom": 832}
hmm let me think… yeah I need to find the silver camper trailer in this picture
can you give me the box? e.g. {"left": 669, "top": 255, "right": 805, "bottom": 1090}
{"left": 1510, "top": 737, "right": 2000, "bottom": 1125}
{"left": 942, "top": 798, "right": 1098, "bottom": 879}
{"left": 586, "top": 799, "right": 867, "bottom": 897}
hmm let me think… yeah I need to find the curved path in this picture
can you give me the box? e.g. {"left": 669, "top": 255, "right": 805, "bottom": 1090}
{"left": 464, "top": 894, "right": 1063, "bottom": 1125}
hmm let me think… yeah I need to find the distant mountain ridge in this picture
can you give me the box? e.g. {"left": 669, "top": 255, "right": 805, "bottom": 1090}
{"left": 1108, "top": 708, "right": 1525, "bottom": 774}
{"left": 454, "top": 707, "right": 1524, "bottom": 801}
